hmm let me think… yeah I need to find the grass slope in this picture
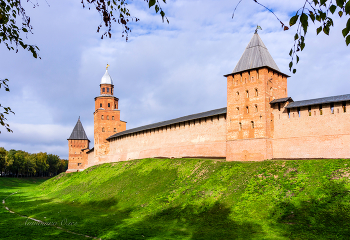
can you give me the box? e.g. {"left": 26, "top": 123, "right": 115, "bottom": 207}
{"left": 2, "top": 158, "right": 350, "bottom": 239}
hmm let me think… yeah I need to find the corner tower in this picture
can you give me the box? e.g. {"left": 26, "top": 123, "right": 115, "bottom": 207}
{"left": 67, "top": 118, "right": 90, "bottom": 172}
{"left": 224, "top": 33, "right": 289, "bottom": 161}
{"left": 94, "top": 65, "right": 126, "bottom": 162}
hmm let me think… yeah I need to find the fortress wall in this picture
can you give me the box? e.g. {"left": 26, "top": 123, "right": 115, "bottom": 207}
{"left": 273, "top": 102, "right": 350, "bottom": 159}
{"left": 87, "top": 150, "right": 96, "bottom": 167}
{"left": 97, "top": 114, "right": 227, "bottom": 164}
{"left": 226, "top": 138, "right": 273, "bottom": 161}
{"left": 67, "top": 139, "right": 90, "bottom": 172}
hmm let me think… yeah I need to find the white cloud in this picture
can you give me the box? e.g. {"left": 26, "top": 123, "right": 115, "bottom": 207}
{"left": 1, "top": 0, "right": 349, "bottom": 158}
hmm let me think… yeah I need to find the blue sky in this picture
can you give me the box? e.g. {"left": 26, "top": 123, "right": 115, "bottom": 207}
{"left": 1, "top": 0, "right": 349, "bottom": 159}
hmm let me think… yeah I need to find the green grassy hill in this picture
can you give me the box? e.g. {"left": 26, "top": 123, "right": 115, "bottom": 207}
{"left": 2, "top": 158, "right": 350, "bottom": 239}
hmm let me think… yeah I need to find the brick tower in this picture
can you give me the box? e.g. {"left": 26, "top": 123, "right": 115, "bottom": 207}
{"left": 67, "top": 117, "right": 90, "bottom": 172}
{"left": 94, "top": 65, "right": 126, "bottom": 162}
{"left": 224, "top": 32, "right": 289, "bottom": 161}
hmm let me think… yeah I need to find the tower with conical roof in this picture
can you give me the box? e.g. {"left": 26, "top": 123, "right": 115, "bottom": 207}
{"left": 67, "top": 117, "right": 90, "bottom": 172}
{"left": 94, "top": 65, "right": 126, "bottom": 162}
{"left": 224, "top": 32, "right": 289, "bottom": 161}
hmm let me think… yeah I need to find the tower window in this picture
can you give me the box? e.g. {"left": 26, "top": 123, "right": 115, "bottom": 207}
{"left": 251, "top": 121, "right": 254, "bottom": 129}
{"left": 239, "top": 122, "right": 242, "bottom": 131}
{"left": 287, "top": 108, "right": 290, "bottom": 118}
{"left": 246, "top": 90, "right": 249, "bottom": 98}
{"left": 255, "top": 88, "right": 258, "bottom": 96}
{"left": 114, "top": 128, "right": 117, "bottom": 132}
{"left": 308, "top": 106, "right": 311, "bottom": 116}
{"left": 236, "top": 107, "right": 239, "bottom": 112}
{"left": 102, "top": 127, "right": 105, "bottom": 132}
{"left": 115, "top": 104, "right": 117, "bottom": 109}
{"left": 330, "top": 103, "right": 334, "bottom": 114}
{"left": 319, "top": 105, "right": 323, "bottom": 115}
{"left": 100, "top": 103, "right": 102, "bottom": 108}
{"left": 108, "top": 103, "right": 110, "bottom": 108}
{"left": 246, "top": 106, "right": 249, "bottom": 113}
{"left": 101, "top": 115, "right": 104, "bottom": 120}
{"left": 112, "top": 116, "right": 115, "bottom": 120}
{"left": 342, "top": 102, "right": 346, "bottom": 113}
{"left": 107, "top": 88, "right": 110, "bottom": 93}
{"left": 102, "top": 88, "right": 105, "bottom": 92}
{"left": 255, "top": 105, "right": 258, "bottom": 112}
{"left": 297, "top": 107, "right": 301, "bottom": 117}
{"left": 236, "top": 91, "right": 239, "bottom": 97}
{"left": 278, "top": 103, "right": 281, "bottom": 111}
{"left": 107, "top": 115, "right": 109, "bottom": 120}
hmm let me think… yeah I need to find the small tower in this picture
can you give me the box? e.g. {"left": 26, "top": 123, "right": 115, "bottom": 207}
{"left": 224, "top": 32, "right": 289, "bottom": 161}
{"left": 94, "top": 65, "right": 126, "bottom": 162}
{"left": 67, "top": 118, "right": 90, "bottom": 172}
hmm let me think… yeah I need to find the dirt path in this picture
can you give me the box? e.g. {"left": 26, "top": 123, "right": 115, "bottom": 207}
{"left": 2, "top": 192, "right": 101, "bottom": 240}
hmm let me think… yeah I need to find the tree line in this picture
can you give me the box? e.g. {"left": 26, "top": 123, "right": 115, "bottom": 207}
{"left": 0, "top": 148, "right": 68, "bottom": 177}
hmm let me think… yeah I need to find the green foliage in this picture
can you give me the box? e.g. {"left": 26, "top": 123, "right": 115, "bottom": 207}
{"left": 250, "top": 0, "right": 350, "bottom": 73}
{"left": 81, "top": 0, "right": 169, "bottom": 41}
{"left": 286, "top": 0, "right": 350, "bottom": 73}
{"left": 0, "top": 0, "right": 169, "bottom": 133}
{"left": 0, "top": 78, "right": 14, "bottom": 133}
{"left": 0, "top": 148, "right": 67, "bottom": 177}
{"left": 2, "top": 158, "right": 350, "bottom": 239}
{"left": 0, "top": 0, "right": 39, "bottom": 57}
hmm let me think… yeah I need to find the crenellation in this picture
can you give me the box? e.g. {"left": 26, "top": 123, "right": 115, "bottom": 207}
{"left": 67, "top": 33, "right": 350, "bottom": 172}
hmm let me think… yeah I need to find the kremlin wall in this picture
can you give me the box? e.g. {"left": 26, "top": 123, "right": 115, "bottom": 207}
{"left": 66, "top": 33, "right": 350, "bottom": 172}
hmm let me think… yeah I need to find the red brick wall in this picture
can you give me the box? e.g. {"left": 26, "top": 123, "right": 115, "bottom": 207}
{"left": 226, "top": 67, "right": 287, "bottom": 161}
{"left": 97, "top": 115, "right": 227, "bottom": 164}
{"left": 227, "top": 138, "right": 273, "bottom": 161}
{"left": 67, "top": 139, "right": 89, "bottom": 172}
{"left": 273, "top": 101, "right": 350, "bottom": 159}
{"left": 100, "top": 84, "right": 114, "bottom": 95}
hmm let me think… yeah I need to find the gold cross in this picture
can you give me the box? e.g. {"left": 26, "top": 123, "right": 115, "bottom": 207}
{"left": 106, "top": 64, "right": 110, "bottom": 70}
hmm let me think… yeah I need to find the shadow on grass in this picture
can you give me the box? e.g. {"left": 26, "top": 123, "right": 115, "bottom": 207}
{"left": 107, "top": 202, "right": 263, "bottom": 240}
{"left": 270, "top": 180, "right": 350, "bottom": 239}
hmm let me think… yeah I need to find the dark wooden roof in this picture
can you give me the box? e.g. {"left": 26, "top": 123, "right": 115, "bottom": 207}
{"left": 270, "top": 97, "right": 293, "bottom": 104}
{"left": 224, "top": 33, "right": 289, "bottom": 77}
{"left": 68, "top": 118, "right": 89, "bottom": 141}
{"left": 107, "top": 107, "right": 227, "bottom": 140}
{"left": 286, "top": 94, "right": 350, "bottom": 109}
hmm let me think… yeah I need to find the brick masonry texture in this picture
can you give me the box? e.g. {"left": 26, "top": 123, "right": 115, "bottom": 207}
{"left": 67, "top": 35, "right": 350, "bottom": 172}
{"left": 67, "top": 139, "right": 89, "bottom": 173}
{"left": 89, "top": 115, "right": 227, "bottom": 166}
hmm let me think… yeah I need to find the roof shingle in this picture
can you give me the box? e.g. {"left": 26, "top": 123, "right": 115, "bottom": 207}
{"left": 231, "top": 33, "right": 281, "bottom": 74}
{"left": 68, "top": 118, "right": 89, "bottom": 141}
{"left": 107, "top": 107, "right": 227, "bottom": 140}
{"left": 286, "top": 94, "right": 350, "bottom": 109}
{"left": 270, "top": 97, "right": 293, "bottom": 104}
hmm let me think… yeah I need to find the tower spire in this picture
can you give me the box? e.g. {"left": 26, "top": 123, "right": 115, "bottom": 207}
{"left": 231, "top": 32, "right": 280, "bottom": 74}
{"left": 68, "top": 118, "right": 89, "bottom": 140}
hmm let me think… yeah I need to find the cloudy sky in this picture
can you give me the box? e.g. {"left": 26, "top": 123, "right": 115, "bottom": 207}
{"left": 1, "top": 0, "right": 349, "bottom": 159}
